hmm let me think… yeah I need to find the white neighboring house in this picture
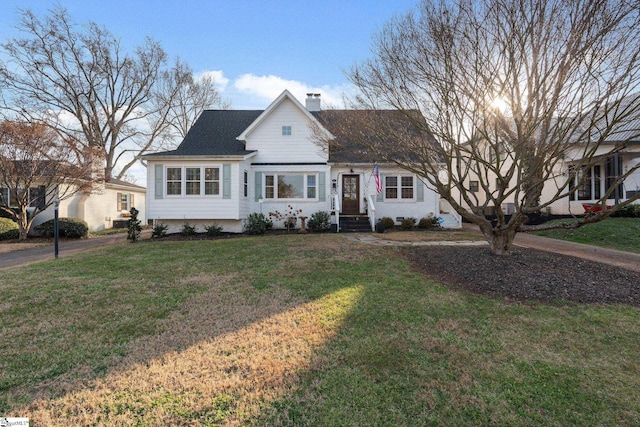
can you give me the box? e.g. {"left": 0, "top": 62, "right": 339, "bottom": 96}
{"left": 142, "top": 90, "right": 461, "bottom": 233}
{"left": 1, "top": 177, "right": 146, "bottom": 232}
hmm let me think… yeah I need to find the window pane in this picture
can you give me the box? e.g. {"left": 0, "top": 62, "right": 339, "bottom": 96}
{"left": 167, "top": 168, "right": 181, "bottom": 180}
{"left": 282, "top": 126, "right": 292, "bottom": 136}
{"left": 401, "top": 176, "right": 413, "bottom": 199}
{"left": 167, "top": 182, "right": 181, "bottom": 195}
{"left": 205, "top": 167, "right": 219, "bottom": 181}
{"left": 307, "top": 175, "right": 316, "bottom": 199}
{"left": 385, "top": 176, "right": 398, "bottom": 199}
{"left": 186, "top": 182, "right": 200, "bottom": 195}
{"left": 0, "top": 187, "right": 8, "bottom": 204}
{"left": 265, "top": 175, "right": 275, "bottom": 199}
{"left": 204, "top": 167, "right": 220, "bottom": 195}
{"left": 186, "top": 168, "right": 200, "bottom": 180}
{"left": 205, "top": 182, "right": 220, "bottom": 195}
{"left": 278, "top": 174, "right": 304, "bottom": 198}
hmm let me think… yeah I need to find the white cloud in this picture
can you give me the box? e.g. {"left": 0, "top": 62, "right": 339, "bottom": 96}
{"left": 232, "top": 73, "right": 353, "bottom": 109}
{"left": 197, "top": 70, "right": 230, "bottom": 91}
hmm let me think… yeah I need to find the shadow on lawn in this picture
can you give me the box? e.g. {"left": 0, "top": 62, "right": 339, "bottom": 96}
{"left": 6, "top": 235, "right": 388, "bottom": 424}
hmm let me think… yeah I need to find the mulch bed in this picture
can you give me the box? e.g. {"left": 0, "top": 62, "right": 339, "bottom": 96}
{"left": 404, "top": 246, "right": 640, "bottom": 307}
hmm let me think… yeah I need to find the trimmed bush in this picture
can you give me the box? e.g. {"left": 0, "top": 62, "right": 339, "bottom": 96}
{"left": 400, "top": 217, "right": 417, "bottom": 231}
{"left": 205, "top": 223, "right": 223, "bottom": 236}
{"left": 380, "top": 217, "right": 395, "bottom": 230}
{"left": 307, "top": 211, "right": 331, "bottom": 232}
{"left": 152, "top": 223, "right": 168, "bottom": 238}
{"left": 418, "top": 215, "right": 441, "bottom": 229}
{"left": 0, "top": 217, "right": 19, "bottom": 240}
{"left": 34, "top": 217, "right": 88, "bottom": 238}
{"left": 181, "top": 222, "right": 197, "bottom": 236}
{"left": 245, "top": 213, "right": 272, "bottom": 235}
{"left": 612, "top": 203, "right": 640, "bottom": 218}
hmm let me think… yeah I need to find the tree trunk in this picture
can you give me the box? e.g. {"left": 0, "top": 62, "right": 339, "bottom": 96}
{"left": 480, "top": 223, "right": 518, "bottom": 256}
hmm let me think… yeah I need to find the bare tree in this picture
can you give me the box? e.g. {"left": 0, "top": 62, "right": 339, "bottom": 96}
{"left": 343, "top": 0, "right": 640, "bottom": 255}
{"left": 0, "top": 7, "right": 225, "bottom": 180}
{"left": 0, "top": 120, "right": 92, "bottom": 240}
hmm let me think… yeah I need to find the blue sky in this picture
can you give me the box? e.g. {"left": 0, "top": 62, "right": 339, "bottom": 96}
{"left": 1, "top": 0, "right": 418, "bottom": 109}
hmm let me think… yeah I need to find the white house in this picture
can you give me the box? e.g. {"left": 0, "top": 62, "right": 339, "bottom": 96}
{"left": 142, "top": 90, "right": 460, "bottom": 233}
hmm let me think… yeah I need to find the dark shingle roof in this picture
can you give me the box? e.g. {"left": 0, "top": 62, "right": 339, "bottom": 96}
{"left": 148, "top": 110, "right": 263, "bottom": 157}
{"left": 145, "top": 108, "right": 430, "bottom": 163}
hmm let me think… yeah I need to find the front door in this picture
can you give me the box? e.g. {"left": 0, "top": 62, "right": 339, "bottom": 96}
{"left": 342, "top": 175, "right": 360, "bottom": 214}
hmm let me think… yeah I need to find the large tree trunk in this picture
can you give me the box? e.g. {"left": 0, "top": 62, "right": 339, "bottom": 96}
{"left": 479, "top": 223, "right": 518, "bottom": 256}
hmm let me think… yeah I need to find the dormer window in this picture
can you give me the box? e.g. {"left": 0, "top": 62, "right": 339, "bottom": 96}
{"left": 282, "top": 126, "right": 292, "bottom": 136}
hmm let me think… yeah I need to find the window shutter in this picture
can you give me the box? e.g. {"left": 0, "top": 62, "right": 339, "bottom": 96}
{"left": 376, "top": 174, "right": 385, "bottom": 203}
{"left": 117, "top": 192, "right": 122, "bottom": 210}
{"left": 222, "top": 164, "right": 231, "bottom": 199}
{"left": 254, "top": 172, "right": 262, "bottom": 201}
{"left": 318, "top": 172, "right": 326, "bottom": 201}
{"left": 130, "top": 193, "right": 134, "bottom": 209}
{"left": 154, "top": 164, "right": 163, "bottom": 199}
{"left": 416, "top": 178, "right": 424, "bottom": 202}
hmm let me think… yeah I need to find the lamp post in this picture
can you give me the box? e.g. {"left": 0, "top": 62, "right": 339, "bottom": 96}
{"left": 53, "top": 197, "right": 60, "bottom": 259}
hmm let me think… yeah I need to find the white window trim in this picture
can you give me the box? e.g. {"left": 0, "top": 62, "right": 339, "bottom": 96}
{"left": 384, "top": 174, "right": 416, "bottom": 201}
{"left": 165, "top": 165, "right": 222, "bottom": 197}
{"left": 263, "top": 172, "right": 319, "bottom": 201}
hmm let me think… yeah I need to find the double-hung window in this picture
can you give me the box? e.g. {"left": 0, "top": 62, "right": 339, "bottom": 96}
{"left": 385, "top": 175, "right": 414, "bottom": 200}
{"left": 166, "top": 166, "right": 220, "bottom": 196}
{"left": 167, "top": 168, "right": 182, "bottom": 195}
{"left": 205, "top": 168, "right": 220, "bottom": 195}
{"left": 263, "top": 173, "right": 318, "bottom": 199}
{"left": 186, "top": 168, "right": 201, "bottom": 195}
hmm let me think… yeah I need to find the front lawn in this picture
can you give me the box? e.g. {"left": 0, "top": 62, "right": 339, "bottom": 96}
{"left": 534, "top": 217, "right": 640, "bottom": 253}
{"left": 1, "top": 234, "right": 639, "bottom": 425}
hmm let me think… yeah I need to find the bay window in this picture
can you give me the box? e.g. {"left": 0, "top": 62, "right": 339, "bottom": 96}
{"left": 263, "top": 173, "right": 318, "bottom": 199}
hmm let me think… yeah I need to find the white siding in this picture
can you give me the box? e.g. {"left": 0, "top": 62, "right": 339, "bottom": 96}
{"left": 245, "top": 98, "right": 327, "bottom": 164}
{"left": 147, "top": 160, "right": 241, "bottom": 223}
{"left": 331, "top": 166, "right": 439, "bottom": 222}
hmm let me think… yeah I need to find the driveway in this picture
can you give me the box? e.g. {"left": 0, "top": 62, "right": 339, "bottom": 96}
{"left": 0, "top": 232, "right": 148, "bottom": 270}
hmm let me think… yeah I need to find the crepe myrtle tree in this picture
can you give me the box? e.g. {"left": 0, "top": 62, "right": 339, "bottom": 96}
{"left": 0, "top": 120, "right": 93, "bottom": 240}
{"left": 334, "top": 0, "right": 640, "bottom": 255}
{"left": 0, "top": 6, "right": 225, "bottom": 181}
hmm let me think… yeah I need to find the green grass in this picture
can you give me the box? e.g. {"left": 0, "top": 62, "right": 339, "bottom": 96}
{"left": 1, "top": 235, "right": 639, "bottom": 425}
{"left": 534, "top": 217, "right": 640, "bottom": 253}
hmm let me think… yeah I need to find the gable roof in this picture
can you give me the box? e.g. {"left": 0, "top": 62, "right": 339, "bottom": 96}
{"left": 237, "top": 89, "right": 333, "bottom": 141}
{"left": 141, "top": 92, "right": 428, "bottom": 163}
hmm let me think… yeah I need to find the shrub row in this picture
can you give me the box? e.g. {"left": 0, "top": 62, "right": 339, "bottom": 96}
{"left": 377, "top": 215, "right": 442, "bottom": 232}
{"left": 0, "top": 217, "right": 19, "bottom": 240}
{"left": 34, "top": 217, "right": 88, "bottom": 238}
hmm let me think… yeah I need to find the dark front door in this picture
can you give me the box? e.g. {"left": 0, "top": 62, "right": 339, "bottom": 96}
{"left": 342, "top": 175, "right": 360, "bottom": 214}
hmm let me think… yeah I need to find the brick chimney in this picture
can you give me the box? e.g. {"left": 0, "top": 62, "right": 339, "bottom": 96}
{"left": 305, "top": 93, "right": 321, "bottom": 112}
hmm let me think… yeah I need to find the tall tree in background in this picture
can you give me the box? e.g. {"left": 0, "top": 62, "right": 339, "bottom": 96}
{"left": 344, "top": 0, "right": 640, "bottom": 255}
{"left": 0, "top": 120, "right": 92, "bottom": 240}
{"left": 0, "top": 6, "right": 225, "bottom": 181}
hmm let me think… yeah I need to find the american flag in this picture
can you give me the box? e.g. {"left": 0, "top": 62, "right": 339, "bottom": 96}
{"left": 374, "top": 165, "right": 382, "bottom": 194}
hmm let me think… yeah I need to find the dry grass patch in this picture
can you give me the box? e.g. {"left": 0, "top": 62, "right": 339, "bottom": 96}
{"left": 18, "top": 278, "right": 363, "bottom": 425}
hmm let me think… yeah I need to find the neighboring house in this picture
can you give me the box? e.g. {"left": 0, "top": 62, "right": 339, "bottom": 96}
{"left": 142, "top": 90, "right": 461, "bottom": 233}
{"left": 453, "top": 121, "right": 640, "bottom": 218}
{"left": 1, "top": 177, "right": 146, "bottom": 233}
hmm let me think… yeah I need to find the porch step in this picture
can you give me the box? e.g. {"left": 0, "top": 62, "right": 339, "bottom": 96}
{"left": 440, "top": 213, "right": 461, "bottom": 229}
{"left": 339, "top": 215, "right": 372, "bottom": 232}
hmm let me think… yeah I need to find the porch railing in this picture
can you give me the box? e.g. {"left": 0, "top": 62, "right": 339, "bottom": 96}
{"left": 333, "top": 193, "right": 341, "bottom": 232}
{"left": 367, "top": 194, "right": 376, "bottom": 231}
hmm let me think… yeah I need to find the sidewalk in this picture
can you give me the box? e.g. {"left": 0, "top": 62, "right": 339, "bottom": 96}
{"left": 513, "top": 231, "right": 640, "bottom": 272}
{"left": 0, "top": 232, "right": 149, "bottom": 270}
